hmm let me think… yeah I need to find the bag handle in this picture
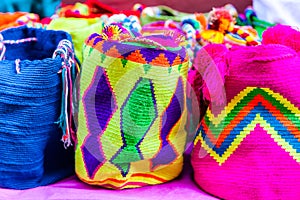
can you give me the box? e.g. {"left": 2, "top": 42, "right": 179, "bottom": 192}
{"left": 0, "top": 33, "right": 37, "bottom": 61}
{"left": 100, "top": 24, "right": 167, "bottom": 50}
{"left": 120, "top": 36, "right": 167, "bottom": 50}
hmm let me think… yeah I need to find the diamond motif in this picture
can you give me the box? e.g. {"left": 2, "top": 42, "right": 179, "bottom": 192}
{"left": 81, "top": 67, "right": 117, "bottom": 178}
{"left": 111, "top": 78, "right": 157, "bottom": 177}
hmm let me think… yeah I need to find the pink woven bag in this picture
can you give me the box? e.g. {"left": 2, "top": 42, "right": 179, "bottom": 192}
{"left": 191, "top": 43, "right": 300, "bottom": 200}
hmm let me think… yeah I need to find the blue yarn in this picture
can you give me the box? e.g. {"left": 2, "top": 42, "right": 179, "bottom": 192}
{"left": 0, "top": 26, "right": 74, "bottom": 189}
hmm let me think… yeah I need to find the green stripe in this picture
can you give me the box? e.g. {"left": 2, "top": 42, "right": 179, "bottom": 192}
{"left": 204, "top": 88, "right": 300, "bottom": 137}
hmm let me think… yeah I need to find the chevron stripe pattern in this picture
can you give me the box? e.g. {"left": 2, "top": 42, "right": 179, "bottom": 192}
{"left": 85, "top": 32, "right": 189, "bottom": 67}
{"left": 194, "top": 87, "right": 300, "bottom": 165}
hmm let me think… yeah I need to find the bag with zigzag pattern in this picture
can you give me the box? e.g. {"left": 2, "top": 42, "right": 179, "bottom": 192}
{"left": 191, "top": 43, "right": 300, "bottom": 200}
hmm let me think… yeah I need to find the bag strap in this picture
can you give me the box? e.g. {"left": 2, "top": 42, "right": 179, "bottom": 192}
{"left": 0, "top": 33, "right": 37, "bottom": 61}
{"left": 120, "top": 36, "right": 167, "bottom": 50}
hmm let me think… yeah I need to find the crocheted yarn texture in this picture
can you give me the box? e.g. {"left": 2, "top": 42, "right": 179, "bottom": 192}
{"left": 192, "top": 44, "right": 300, "bottom": 200}
{"left": 47, "top": 17, "right": 104, "bottom": 63}
{"left": 76, "top": 25, "right": 188, "bottom": 189}
{"left": 0, "top": 27, "right": 75, "bottom": 189}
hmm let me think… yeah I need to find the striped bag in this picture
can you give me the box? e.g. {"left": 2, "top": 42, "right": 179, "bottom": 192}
{"left": 191, "top": 43, "right": 300, "bottom": 199}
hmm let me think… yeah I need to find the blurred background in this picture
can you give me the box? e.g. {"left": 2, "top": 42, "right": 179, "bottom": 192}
{"left": 0, "top": 0, "right": 252, "bottom": 18}
{"left": 1, "top": 0, "right": 298, "bottom": 26}
{"left": 62, "top": 0, "right": 252, "bottom": 13}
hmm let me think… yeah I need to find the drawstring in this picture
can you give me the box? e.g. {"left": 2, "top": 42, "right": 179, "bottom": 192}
{"left": 53, "top": 39, "right": 79, "bottom": 148}
{"left": 0, "top": 33, "right": 78, "bottom": 148}
{"left": 0, "top": 34, "right": 38, "bottom": 61}
{"left": 0, "top": 33, "right": 38, "bottom": 74}
{"left": 15, "top": 59, "right": 21, "bottom": 74}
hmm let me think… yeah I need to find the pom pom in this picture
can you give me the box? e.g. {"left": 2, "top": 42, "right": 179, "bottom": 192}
{"left": 207, "top": 7, "right": 234, "bottom": 33}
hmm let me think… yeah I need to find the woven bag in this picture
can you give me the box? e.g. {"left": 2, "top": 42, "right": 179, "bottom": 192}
{"left": 0, "top": 12, "right": 40, "bottom": 31}
{"left": 262, "top": 24, "right": 300, "bottom": 53}
{"left": 187, "top": 44, "right": 228, "bottom": 144}
{"left": 141, "top": 20, "right": 202, "bottom": 62}
{"left": 139, "top": 5, "right": 199, "bottom": 26}
{"left": 236, "top": 6, "right": 275, "bottom": 38}
{"left": 75, "top": 24, "right": 189, "bottom": 189}
{"left": 47, "top": 17, "right": 104, "bottom": 63}
{"left": 191, "top": 43, "right": 300, "bottom": 200}
{"left": 0, "top": 26, "right": 78, "bottom": 189}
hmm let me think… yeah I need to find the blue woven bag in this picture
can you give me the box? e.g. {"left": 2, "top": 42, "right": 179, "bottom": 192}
{"left": 0, "top": 26, "right": 78, "bottom": 189}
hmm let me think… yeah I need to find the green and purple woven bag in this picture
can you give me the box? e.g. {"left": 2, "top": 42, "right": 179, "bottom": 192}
{"left": 76, "top": 24, "right": 189, "bottom": 189}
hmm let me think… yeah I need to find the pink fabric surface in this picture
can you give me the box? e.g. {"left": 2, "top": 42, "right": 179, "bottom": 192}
{"left": 192, "top": 126, "right": 300, "bottom": 200}
{"left": 0, "top": 155, "right": 218, "bottom": 200}
{"left": 225, "top": 44, "right": 300, "bottom": 107}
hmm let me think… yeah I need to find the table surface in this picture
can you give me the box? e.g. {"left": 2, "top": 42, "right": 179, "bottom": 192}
{"left": 0, "top": 155, "right": 218, "bottom": 200}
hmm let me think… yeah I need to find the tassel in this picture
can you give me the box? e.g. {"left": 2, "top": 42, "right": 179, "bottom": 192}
{"left": 53, "top": 39, "right": 79, "bottom": 148}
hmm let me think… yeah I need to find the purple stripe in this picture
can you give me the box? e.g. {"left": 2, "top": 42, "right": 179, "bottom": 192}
{"left": 95, "top": 68, "right": 116, "bottom": 130}
{"left": 81, "top": 67, "right": 117, "bottom": 178}
{"left": 101, "top": 41, "right": 116, "bottom": 52}
{"left": 177, "top": 47, "right": 187, "bottom": 62}
{"left": 160, "top": 78, "right": 184, "bottom": 146}
{"left": 92, "top": 35, "right": 102, "bottom": 46}
{"left": 81, "top": 138, "right": 104, "bottom": 178}
{"left": 139, "top": 48, "right": 162, "bottom": 63}
{"left": 151, "top": 78, "right": 184, "bottom": 169}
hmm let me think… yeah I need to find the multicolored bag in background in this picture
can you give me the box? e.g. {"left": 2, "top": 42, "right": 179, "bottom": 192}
{"left": 236, "top": 6, "right": 275, "bottom": 38}
{"left": 47, "top": 17, "right": 104, "bottom": 63}
{"left": 138, "top": 4, "right": 197, "bottom": 26}
{"left": 0, "top": 12, "right": 41, "bottom": 31}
